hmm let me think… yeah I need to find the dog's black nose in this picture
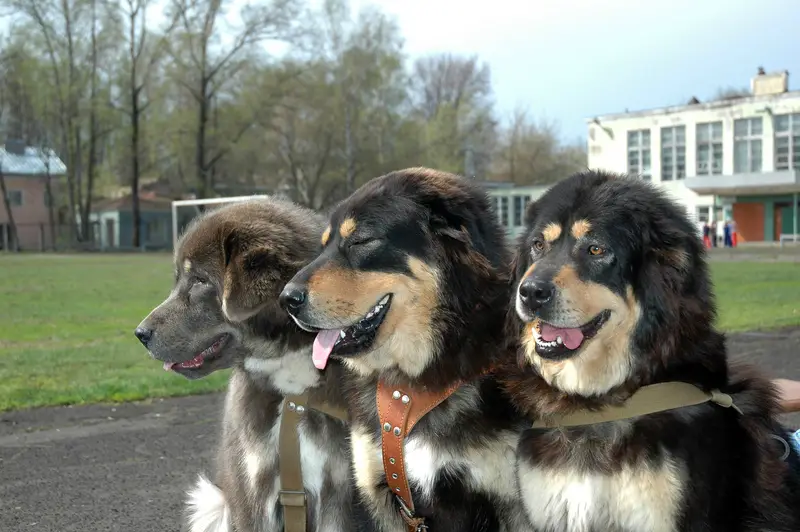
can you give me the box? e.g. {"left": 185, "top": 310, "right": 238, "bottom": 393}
{"left": 280, "top": 284, "right": 307, "bottom": 312}
{"left": 518, "top": 279, "right": 554, "bottom": 309}
{"left": 134, "top": 326, "right": 153, "bottom": 346}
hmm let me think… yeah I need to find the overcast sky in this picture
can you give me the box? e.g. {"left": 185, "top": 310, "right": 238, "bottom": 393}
{"left": 356, "top": 0, "right": 800, "bottom": 142}
{"left": 3, "top": 0, "right": 798, "bottom": 143}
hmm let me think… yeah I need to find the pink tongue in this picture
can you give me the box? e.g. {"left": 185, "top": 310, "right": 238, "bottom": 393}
{"left": 540, "top": 323, "right": 584, "bottom": 350}
{"left": 312, "top": 330, "right": 341, "bottom": 370}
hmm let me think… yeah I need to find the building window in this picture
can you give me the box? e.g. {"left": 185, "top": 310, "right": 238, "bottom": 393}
{"left": 499, "top": 196, "right": 509, "bottom": 227}
{"left": 6, "top": 190, "right": 22, "bottom": 207}
{"left": 733, "top": 117, "right": 763, "bottom": 173}
{"left": 775, "top": 113, "right": 800, "bottom": 171}
{"left": 696, "top": 122, "right": 723, "bottom": 175}
{"left": 627, "top": 129, "right": 651, "bottom": 180}
{"left": 661, "top": 126, "right": 686, "bottom": 181}
{"left": 512, "top": 194, "right": 532, "bottom": 227}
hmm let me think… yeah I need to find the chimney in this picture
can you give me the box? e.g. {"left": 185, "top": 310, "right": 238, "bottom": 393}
{"left": 4, "top": 139, "right": 26, "bottom": 156}
{"left": 751, "top": 68, "right": 789, "bottom": 96}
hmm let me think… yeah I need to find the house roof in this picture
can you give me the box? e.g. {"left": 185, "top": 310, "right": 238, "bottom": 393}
{"left": 93, "top": 193, "right": 174, "bottom": 212}
{"left": 0, "top": 146, "right": 67, "bottom": 176}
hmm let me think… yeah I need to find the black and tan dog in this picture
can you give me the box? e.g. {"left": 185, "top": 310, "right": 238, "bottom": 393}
{"left": 279, "top": 168, "right": 531, "bottom": 532}
{"left": 135, "top": 199, "right": 366, "bottom": 532}
{"left": 503, "top": 170, "right": 800, "bottom": 531}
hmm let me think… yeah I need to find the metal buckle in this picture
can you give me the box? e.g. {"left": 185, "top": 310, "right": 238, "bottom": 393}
{"left": 396, "top": 494, "right": 414, "bottom": 518}
{"left": 279, "top": 489, "right": 307, "bottom": 507}
{"left": 395, "top": 495, "right": 427, "bottom": 530}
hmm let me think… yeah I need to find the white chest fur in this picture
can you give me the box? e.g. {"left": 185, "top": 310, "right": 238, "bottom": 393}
{"left": 518, "top": 458, "right": 686, "bottom": 532}
{"left": 351, "top": 426, "right": 523, "bottom": 527}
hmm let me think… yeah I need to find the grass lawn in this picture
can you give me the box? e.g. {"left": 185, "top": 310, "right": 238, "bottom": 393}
{"left": 0, "top": 254, "right": 798, "bottom": 411}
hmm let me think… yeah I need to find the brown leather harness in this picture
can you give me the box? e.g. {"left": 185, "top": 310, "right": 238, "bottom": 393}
{"left": 279, "top": 393, "right": 348, "bottom": 532}
{"left": 376, "top": 379, "right": 466, "bottom": 532}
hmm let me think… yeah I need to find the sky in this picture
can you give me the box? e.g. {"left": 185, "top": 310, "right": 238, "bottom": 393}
{"left": 351, "top": 0, "right": 800, "bottom": 142}
{"left": 2, "top": 0, "right": 799, "bottom": 143}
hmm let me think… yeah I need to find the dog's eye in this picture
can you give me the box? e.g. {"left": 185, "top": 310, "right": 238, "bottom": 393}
{"left": 348, "top": 238, "right": 379, "bottom": 249}
{"left": 532, "top": 239, "right": 545, "bottom": 252}
{"left": 190, "top": 276, "right": 207, "bottom": 285}
{"left": 588, "top": 245, "right": 605, "bottom": 256}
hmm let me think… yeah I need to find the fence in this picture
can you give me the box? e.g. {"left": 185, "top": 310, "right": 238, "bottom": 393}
{"left": 0, "top": 220, "right": 171, "bottom": 252}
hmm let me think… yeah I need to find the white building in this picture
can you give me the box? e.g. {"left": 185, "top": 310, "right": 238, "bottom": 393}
{"left": 587, "top": 69, "right": 800, "bottom": 243}
{"left": 483, "top": 182, "right": 550, "bottom": 240}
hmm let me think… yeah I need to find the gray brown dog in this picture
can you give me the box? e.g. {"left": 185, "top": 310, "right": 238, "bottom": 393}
{"left": 136, "top": 198, "right": 367, "bottom": 532}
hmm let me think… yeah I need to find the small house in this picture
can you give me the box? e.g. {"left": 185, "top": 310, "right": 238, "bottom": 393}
{"left": 0, "top": 140, "right": 67, "bottom": 250}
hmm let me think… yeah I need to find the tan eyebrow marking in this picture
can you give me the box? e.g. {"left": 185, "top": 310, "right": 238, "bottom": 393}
{"left": 543, "top": 223, "right": 562, "bottom": 242}
{"left": 571, "top": 219, "right": 592, "bottom": 239}
{"left": 339, "top": 217, "right": 356, "bottom": 239}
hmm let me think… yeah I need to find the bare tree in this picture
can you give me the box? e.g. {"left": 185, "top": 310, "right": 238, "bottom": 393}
{"left": 166, "top": 0, "right": 303, "bottom": 197}
{"left": 492, "top": 106, "right": 587, "bottom": 185}
{"left": 412, "top": 53, "right": 492, "bottom": 120}
{"left": 0, "top": 64, "right": 20, "bottom": 251}
{"left": 119, "top": 0, "right": 177, "bottom": 247}
{"left": 410, "top": 53, "right": 497, "bottom": 176}
{"left": 5, "top": 0, "right": 85, "bottom": 243}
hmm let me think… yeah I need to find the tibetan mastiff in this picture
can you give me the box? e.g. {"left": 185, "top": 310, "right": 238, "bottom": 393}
{"left": 135, "top": 199, "right": 365, "bottom": 532}
{"left": 503, "top": 170, "right": 800, "bottom": 531}
{"left": 279, "top": 168, "right": 531, "bottom": 532}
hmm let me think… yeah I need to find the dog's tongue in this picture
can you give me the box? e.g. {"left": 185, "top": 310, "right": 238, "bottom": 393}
{"left": 540, "top": 323, "right": 584, "bottom": 350}
{"left": 313, "top": 330, "right": 341, "bottom": 370}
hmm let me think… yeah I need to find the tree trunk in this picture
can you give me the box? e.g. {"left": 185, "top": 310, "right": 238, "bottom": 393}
{"left": 131, "top": 86, "right": 142, "bottom": 248}
{"left": 73, "top": 125, "right": 84, "bottom": 241}
{"left": 82, "top": 0, "right": 99, "bottom": 243}
{"left": 45, "top": 170, "right": 56, "bottom": 250}
{"left": 197, "top": 77, "right": 210, "bottom": 198}
{"left": 0, "top": 167, "right": 19, "bottom": 251}
{"left": 344, "top": 93, "right": 356, "bottom": 193}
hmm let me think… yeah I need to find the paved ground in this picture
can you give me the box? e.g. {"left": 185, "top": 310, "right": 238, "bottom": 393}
{"left": 1, "top": 328, "right": 799, "bottom": 532}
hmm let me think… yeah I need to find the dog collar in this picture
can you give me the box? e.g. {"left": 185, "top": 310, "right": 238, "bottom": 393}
{"left": 531, "top": 381, "right": 741, "bottom": 429}
{"left": 278, "top": 394, "right": 348, "bottom": 532}
{"left": 377, "top": 379, "right": 463, "bottom": 532}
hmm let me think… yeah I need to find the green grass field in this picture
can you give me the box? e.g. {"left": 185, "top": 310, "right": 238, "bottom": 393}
{"left": 0, "top": 254, "right": 798, "bottom": 411}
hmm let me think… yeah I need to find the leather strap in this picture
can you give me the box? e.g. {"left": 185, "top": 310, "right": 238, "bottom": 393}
{"left": 279, "top": 394, "right": 348, "bottom": 532}
{"left": 377, "top": 380, "right": 463, "bottom": 532}
{"left": 531, "top": 381, "right": 740, "bottom": 429}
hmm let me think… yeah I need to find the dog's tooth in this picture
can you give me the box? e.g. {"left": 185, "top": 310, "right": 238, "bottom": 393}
{"left": 556, "top": 336, "right": 563, "bottom": 345}
{"left": 339, "top": 330, "right": 346, "bottom": 339}
{"left": 379, "top": 295, "right": 390, "bottom": 305}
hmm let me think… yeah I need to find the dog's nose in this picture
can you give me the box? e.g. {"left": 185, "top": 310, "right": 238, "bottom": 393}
{"left": 280, "top": 284, "right": 308, "bottom": 313}
{"left": 134, "top": 326, "right": 153, "bottom": 346}
{"left": 518, "top": 279, "right": 554, "bottom": 310}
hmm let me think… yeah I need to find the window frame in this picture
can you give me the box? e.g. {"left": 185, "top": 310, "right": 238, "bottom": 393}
{"left": 733, "top": 117, "right": 763, "bottom": 173}
{"left": 660, "top": 125, "right": 686, "bottom": 181}
{"left": 627, "top": 129, "right": 652, "bottom": 180}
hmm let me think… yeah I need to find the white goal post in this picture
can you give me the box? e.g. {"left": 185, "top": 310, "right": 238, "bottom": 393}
{"left": 171, "top": 195, "right": 269, "bottom": 250}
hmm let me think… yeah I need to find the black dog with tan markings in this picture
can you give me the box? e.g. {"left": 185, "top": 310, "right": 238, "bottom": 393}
{"left": 503, "top": 170, "right": 800, "bottom": 532}
{"left": 136, "top": 199, "right": 366, "bottom": 532}
{"left": 280, "top": 168, "right": 531, "bottom": 532}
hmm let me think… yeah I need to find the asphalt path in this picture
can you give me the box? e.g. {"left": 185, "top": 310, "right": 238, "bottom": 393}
{"left": 2, "top": 328, "right": 799, "bottom": 532}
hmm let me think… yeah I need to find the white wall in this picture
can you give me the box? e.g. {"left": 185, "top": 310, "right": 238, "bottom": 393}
{"left": 586, "top": 91, "right": 800, "bottom": 221}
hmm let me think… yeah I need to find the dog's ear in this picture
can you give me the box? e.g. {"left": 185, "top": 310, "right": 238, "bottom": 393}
{"left": 221, "top": 224, "right": 309, "bottom": 323}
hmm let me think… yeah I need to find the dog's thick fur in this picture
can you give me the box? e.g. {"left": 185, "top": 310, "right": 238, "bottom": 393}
{"left": 136, "top": 199, "right": 366, "bottom": 532}
{"left": 281, "top": 168, "right": 531, "bottom": 532}
{"left": 503, "top": 170, "right": 800, "bottom": 532}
